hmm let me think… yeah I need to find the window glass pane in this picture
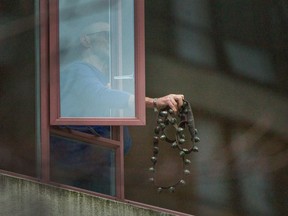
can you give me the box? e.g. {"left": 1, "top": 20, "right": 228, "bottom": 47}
{"left": 171, "top": 0, "right": 216, "bottom": 67}
{"left": 172, "top": 0, "right": 212, "bottom": 30}
{"left": 174, "top": 26, "right": 217, "bottom": 67}
{"left": 58, "top": 0, "right": 135, "bottom": 118}
{"left": 230, "top": 128, "right": 276, "bottom": 215}
{"left": 0, "top": 0, "right": 38, "bottom": 177}
{"left": 50, "top": 134, "right": 116, "bottom": 196}
{"left": 225, "top": 41, "right": 276, "bottom": 84}
{"left": 140, "top": 0, "right": 288, "bottom": 215}
{"left": 194, "top": 119, "right": 230, "bottom": 205}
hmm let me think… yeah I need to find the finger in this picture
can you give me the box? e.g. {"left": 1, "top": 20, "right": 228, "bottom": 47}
{"left": 174, "top": 95, "right": 184, "bottom": 108}
{"left": 178, "top": 100, "right": 183, "bottom": 108}
{"left": 171, "top": 96, "right": 178, "bottom": 106}
{"left": 168, "top": 99, "right": 177, "bottom": 112}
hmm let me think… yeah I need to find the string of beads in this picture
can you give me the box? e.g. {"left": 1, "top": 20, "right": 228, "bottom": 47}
{"left": 149, "top": 99, "right": 200, "bottom": 192}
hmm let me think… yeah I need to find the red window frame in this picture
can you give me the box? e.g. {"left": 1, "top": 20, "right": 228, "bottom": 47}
{"left": 40, "top": 0, "right": 145, "bottom": 200}
{"left": 49, "top": 125, "right": 125, "bottom": 199}
{"left": 48, "top": 0, "right": 146, "bottom": 126}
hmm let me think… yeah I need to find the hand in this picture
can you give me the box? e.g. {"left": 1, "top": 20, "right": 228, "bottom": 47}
{"left": 156, "top": 94, "right": 185, "bottom": 112}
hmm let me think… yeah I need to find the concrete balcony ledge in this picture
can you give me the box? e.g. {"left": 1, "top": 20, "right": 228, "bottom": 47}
{"left": 0, "top": 173, "right": 177, "bottom": 216}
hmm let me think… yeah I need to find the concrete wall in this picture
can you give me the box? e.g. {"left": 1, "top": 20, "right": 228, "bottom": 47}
{"left": 0, "top": 173, "right": 177, "bottom": 216}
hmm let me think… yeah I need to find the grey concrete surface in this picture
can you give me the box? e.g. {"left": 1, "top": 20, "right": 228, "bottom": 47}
{"left": 0, "top": 173, "right": 177, "bottom": 216}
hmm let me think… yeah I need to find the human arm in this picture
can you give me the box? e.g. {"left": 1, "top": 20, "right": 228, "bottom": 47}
{"left": 60, "top": 63, "right": 132, "bottom": 116}
{"left": 145, "top": 94, "right": 185, "bottom": 112}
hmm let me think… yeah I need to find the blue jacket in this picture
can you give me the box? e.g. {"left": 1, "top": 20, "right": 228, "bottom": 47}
{"left": 60, "top": 62, "right": 131, "bottom": 117}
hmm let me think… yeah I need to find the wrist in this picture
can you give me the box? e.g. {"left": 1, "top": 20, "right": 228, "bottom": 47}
{"left": 153, "top": 98, "right": 158, "bottom": 112}
{"left": 145, "top": 97, "right": 159, "bottom": 112}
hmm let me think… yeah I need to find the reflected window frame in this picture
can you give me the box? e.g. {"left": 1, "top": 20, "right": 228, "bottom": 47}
{"left": 49, "top": 0, "right": 145, "bottom": 126}
{"left": 49, "top": 126, "right": 120, "bottom": 196}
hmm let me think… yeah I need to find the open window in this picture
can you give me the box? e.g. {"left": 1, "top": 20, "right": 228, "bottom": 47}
{"left": 49, "top": 0, "right": 145, "bottom": 125}
{"left": 43, "top": 0, "right": 145, "bottom": 199}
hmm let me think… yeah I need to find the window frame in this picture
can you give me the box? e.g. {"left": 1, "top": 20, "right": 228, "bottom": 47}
{"left": 40, "top": 0, "right": 145, "bottom": 200}
{"left": 0, "top": 0, "right": 201, "bottom": 215}
{"left": 49, "top": 126, "right": 125, "bottom": 198}
{"left": 49, "top": 0, "right": 146, "bottom": 126}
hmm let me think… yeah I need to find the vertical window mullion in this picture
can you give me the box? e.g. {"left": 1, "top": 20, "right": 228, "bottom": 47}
{"left": 40, "top": 0, "right": 51, "bottom": 182}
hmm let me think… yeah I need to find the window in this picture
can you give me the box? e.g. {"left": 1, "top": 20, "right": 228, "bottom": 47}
{"left": 140, "top": 1, "right": 288, "bottom": 215}
{"left": 169, "top": 0, "right": 288, "bottom": 93}
{"left": 0, "top": 0, "right": 39, "bottom": 178}
{"left": 50, "top": 129, "right": 117, "bottom": 196}
{"left": 0, "top": 0, "right": 147, "bottom": 204}
{"left": 41, "top": 0, "right": 145, "bottom": 199}
{"left": 50, "top": 0, "right": 145, "bottom": 125}
{"left": 2, "top": 1, "right": 288, "bottom": 215}
{"left": 172, "top": 0, "right": 217, "bottom": 67}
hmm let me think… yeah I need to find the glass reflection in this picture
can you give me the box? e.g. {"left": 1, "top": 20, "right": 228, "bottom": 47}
{"left": 50, "top": 135, "right": 116, "bottom": 195}
{"left": 0, "top": 0, "right": 37, "bottom": 177}
{"left": 126, "top": 0, "right": 288, "bottom": 215}
{"left": 59, "top": 0, "right": 135, "bottom": 118}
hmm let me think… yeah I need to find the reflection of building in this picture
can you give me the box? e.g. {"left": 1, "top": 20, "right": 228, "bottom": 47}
{"left": 126, "top": 1, "right": 288, "bottom": 216}
{"left": 1, "top": 0, "right": 288, "bottom": 216}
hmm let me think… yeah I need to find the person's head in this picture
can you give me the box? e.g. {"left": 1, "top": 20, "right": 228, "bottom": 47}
{"left": 79, "top": 22, "right": 110, "bottom": 67}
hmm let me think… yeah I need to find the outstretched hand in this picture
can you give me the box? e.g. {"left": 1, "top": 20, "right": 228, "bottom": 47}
{"left": 145, "top": 94, "right": 185, "bottom": 113}
{"left": 157, "top": 94, "right": 185, "bottom": 112}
